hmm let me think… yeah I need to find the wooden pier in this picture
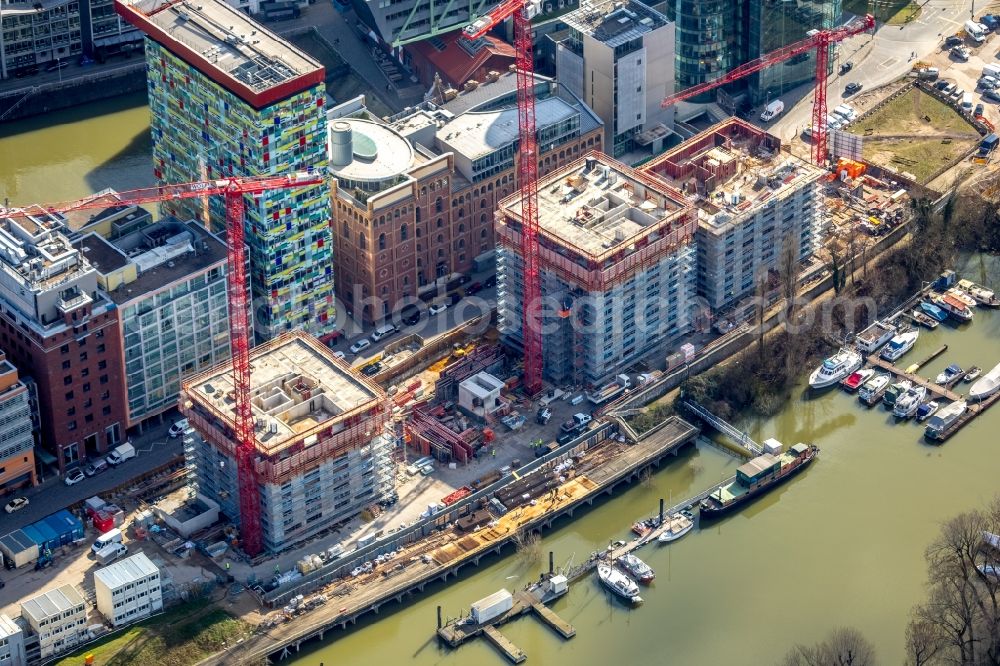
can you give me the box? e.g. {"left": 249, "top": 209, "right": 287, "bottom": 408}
{"left": 483, "top": 626, "right": 526, "bottom": 664}
{"left": 866, "top": 350, "right": 963, "bottom": 403}
{"left": 930, "top": 390, "right": 1000, "bottom": 443}
{"left": 531, "top": 602, "right": 575, "bottom": 638}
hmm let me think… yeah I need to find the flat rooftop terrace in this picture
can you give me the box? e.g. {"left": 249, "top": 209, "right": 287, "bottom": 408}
{"left": 185, "top": 331, "right": 383, "bottom": 452}
{"left": 503, "top": 153, "right": 688, "bottom": 259}
{"left": 116, "top": 0, "right": 323, "bottom": 107}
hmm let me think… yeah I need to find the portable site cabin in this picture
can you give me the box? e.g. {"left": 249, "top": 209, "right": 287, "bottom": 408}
{"left": 0, "top": 530, "right": 40, "bottom": 568}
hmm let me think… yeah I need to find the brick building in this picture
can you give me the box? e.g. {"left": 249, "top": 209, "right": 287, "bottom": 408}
{"left": 0, "top": 208, "right": 127, "bottom": 474}
{"left": 329, "top": 73, "right": 604, "bottom": 323}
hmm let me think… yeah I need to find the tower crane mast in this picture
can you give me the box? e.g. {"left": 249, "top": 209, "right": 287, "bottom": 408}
{"left": 660, "top": 14, "right": 875, "bottom": 165}
{"left": 3, "top": 172, "right": 323, "bottom": 557}
{"left": 465, "top": 0, "right": 544, "bottom": 396}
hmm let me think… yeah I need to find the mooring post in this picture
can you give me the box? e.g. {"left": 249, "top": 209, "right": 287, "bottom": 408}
{"left": 659, "top": 498, "right": 664, "bottom": 525}
{"left": 437, "top": 605, "right": 442, "bottom": 629}
{"left": 549, "top": 551, "right": 554, "bottom": 574}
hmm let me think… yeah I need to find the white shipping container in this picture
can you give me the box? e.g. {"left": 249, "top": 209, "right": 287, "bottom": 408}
{"left": 471, "top": 589, "right": 514, "bottom": 624}
{"left": 762, "top": 438, "right": 783, "bottom": 456}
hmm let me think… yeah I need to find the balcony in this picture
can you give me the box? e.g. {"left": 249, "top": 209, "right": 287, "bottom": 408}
{"left": 57, "top": 291, "right": 91, "bottom": 315}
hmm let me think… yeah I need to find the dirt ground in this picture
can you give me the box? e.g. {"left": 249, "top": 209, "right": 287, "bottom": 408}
{"left": 849, "top": 87, "right": 980, "bottom": 183}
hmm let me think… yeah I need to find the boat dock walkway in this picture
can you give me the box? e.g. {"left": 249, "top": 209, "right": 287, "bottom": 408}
{"left": 681, "top": 400, "right": 762, "bottom": 456}
{"left": 483, "top": 626, "right": 526, "bottom": 664}
{"left": 531, "top": 602, "right": 575, "bottom": 638}
{"left": 933, "top": 390, "right": 1000, "bottom": 443}
{"left": 866, "top": 350, "right": 963, "bottom": 403}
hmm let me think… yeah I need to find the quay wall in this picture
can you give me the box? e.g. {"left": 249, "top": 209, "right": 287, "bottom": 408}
{"left": 0, "top": 64, "right": 146, "bottom": 122}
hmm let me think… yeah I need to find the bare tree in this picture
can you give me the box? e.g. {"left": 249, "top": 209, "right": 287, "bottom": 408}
{"left": 782, "top": 627, "right": 878, "bottom": 666}
{"left": 905, "top": 616, "right": 944, "bottom": 666}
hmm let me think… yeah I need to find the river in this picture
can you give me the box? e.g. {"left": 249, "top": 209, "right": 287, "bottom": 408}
{"left": 2, "top": 100, "right": 999, "bottom": 665}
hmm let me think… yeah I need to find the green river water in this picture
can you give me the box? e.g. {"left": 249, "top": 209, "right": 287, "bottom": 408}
{"left": 2, "top": 100, "right": 999, "bottom": 665}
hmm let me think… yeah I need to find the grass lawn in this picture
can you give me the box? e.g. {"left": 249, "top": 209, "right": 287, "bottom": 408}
{"left": 842, "top": 0, "right": 917, "bottom": 23}
{"left": 848, "top": 87, "right": 979, "bottom": 183}
{"left": 54, "top": 599, "right": 252, "bottom": 666}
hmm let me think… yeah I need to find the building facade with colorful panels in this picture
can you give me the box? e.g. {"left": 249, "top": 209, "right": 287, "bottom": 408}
{"left": 119, "top": 0, "right": 336, "bottom": 340}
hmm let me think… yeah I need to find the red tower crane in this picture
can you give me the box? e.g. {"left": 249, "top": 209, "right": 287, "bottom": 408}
{"left": 464, "top": 0, "right": 544, "bottom": 396}
{"left": 3, "top": 172, "right": 323, "bottom": 557}
{"left": 660, "top": 14, "right": 875, "bottom": 165}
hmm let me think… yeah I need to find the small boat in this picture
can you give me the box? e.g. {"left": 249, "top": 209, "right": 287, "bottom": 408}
{"left": 881, "top": 330, "right": 919, "bottom": 362}
{"left": 854, "top": 321, "right": 896, "bottom": 354}
{"left": 916, "top": 400, "right": 939, "bottom": 422}
{"left": 631, "top": 518, "right": 656, "bottom": 537}
{"left": 597, "top": 564, "right": 642, "bottom": 604}
{"left": 932, "top": 294, "right": 974, "bottom": 323}
{"left": 958, "top": 279, "right": 998, "bottom": 307}
{"left": 809, "top": 348, "right": 863, "bottom": 389}
{"left": 965, "top": 366, "right": 982, "bottom": 383}
{"left": 969, "top": 362, "right": 1000, "bottom": 401}
{"left": 977, "top": 563, "right": 1000, "bottom": 579}
{"left": 910, "top": 309, "right": 939, "bottom": 329}
{"left": 935, "top": 364, "right": 963, "bottom": 386}
{"left": 858, "top": 372, "right": 891, "bottom": 406}
{"left": 946, "top": 288, "right": 978, "bottom": 308}
{"left": 658, "top": 513, "right": 694, "bottom": 543}
{"left": 894, "top": 386, "right": 928, "bottom": 419}
{"left": 925, "top": 400, "right": 968, "bottom": 440}
{"left": 616, "top": 553, "right": 655, "bottom": 584}
{"left": 920, "top": 300, "right": 948, "bottom": 322}
{"left": 883, "top": 379, "right": 912, "bottom": 408}
{"left": 983, "top": 531, "right": 1000, "bottom": 550}
{"left": 841, "top": 367, "right": 874, "bottom": 392}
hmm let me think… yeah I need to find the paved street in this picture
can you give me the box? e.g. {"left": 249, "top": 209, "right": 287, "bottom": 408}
{"left": 4, "top": 420, "right": 182, "bottom": 533}
{"left": 766, "top": 0, "right": 975, "bottom": 142}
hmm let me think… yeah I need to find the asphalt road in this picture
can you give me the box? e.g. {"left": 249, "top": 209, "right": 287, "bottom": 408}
{"left": 764, "top": 0, "right": 975, "bottom": 142}
{"left": 4, "top": 420, "right": 182, "bottom": 533}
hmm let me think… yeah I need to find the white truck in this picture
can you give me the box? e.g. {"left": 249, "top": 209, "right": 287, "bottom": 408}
{"left": 966, "top": 20, "right": 986, "bottom": 42}
{"left": 105, "top": 442, "right": 136, "bottom": 466}
{"left": 760, "top": 99, "right": 784, "bottom": 122}
{"left": 91, "top": 528, "right": 123, "bottom": 555}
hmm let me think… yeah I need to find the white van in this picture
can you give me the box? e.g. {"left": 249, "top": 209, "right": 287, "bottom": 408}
{"left": 983, "top": 64, "right": 1000, "bottom": 80}
{"left": 833, "top": 104, "right": 857, "bottom": 122}
{"left": 91, "top": 528, "right": 123, "bottom": 555}
{"left": 962, "top": 92, "right": 975, "bottom": 111}
{"left": 105, "top": 442, "right": 135, "bottom": 466}
{"left": 760, "top": 99, "right": 784, "bottom": 122}
{"left": 370, "top": 324, "right": 397, "bottom": 343}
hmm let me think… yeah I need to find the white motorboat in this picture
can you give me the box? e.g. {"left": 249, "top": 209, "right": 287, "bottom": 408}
{"left": 935, "top": 364, "right": 963, "bottom": 385}
{"left": 881, "top": 330, "right": 919, "bottom": 362}
{"left": 597, "top": 564, "right": 642, "bottom": 604}
{"left": 958, "top": 279, "right": 996, "bottom": 306}
{"left": 925, "top": 400, "right": 968, "bottom": 440}
{"left": 945, "top": 287, "right": 978, "bottom": 308}
{"left": 969, "top": 362, "right": 1000, "bottom": 401}
{"left": 809, "top": 348, "right": 863, "bottom": 389}
{"left": 616, "top": 553, "right": 655, "bottom": 584}
{"left": 658, "top": 513, "right": 694, "bottom": 544}
{"left": 858, "top": 372, "right": 891, "bottom": 405}
{"left": 916, "top": 400, "right": 939, "bottom": 422}
{"left": 894, "top": 386, "right": 928, "bottom": 419}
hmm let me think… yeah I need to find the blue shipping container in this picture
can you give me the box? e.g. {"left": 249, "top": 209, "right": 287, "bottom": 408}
{"left": 29, "top": 520, "right": 59, "bottom": 551}
{"left": 53, "top": 509, "right": 84, "bottom": 541}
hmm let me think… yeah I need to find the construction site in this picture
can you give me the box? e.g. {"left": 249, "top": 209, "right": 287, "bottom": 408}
{"left": 495, "top": 152, "right": 698, "bottom": 387}
{"left": 180, "top": 331, "right": 394, "bottom": 553}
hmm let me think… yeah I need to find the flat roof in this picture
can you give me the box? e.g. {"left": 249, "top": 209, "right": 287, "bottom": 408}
{"left": 94, "top": 552, "right": 159, "bottom": 590}
{"left": 329, "top": 119, "right": 414, "bottom": 183}
{"left": 21, "top": 584, "right": 84, "bottom": 623}
{"left": 563, "top": 0, "right": 670, "bottom": 48}
{"left": 74, "top": 219, "right": 227, "bottom": 304}
{"left": 503, "top": 153, "right": 688, "bottom": 259}
{"left": 116, "top": 0, "right": 324, "bottom": 108}
{"left": 439, "top": 97, "right": 578, "bottom": 161}
{"left": 0, "top": 614, "right": 20, "bottom": 640}
{"left": 186, "top": 331, "right": 383, "bottom": 453}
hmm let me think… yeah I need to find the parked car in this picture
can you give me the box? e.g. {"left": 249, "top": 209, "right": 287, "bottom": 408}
{"left": 556, "top": 431, "right": 576, "bottom": 445}
{"left": 945, "top": 35, "right": 964, "bottom": 48}
{"left": 370, "top": 323, "right": 397, "bottom": 342}
{"left": 951, "top": 46, "right": 970, "bottom": 61}
{"left": 844, "top": 82, "right": 863, "bottom": 95}
{"left": 332, "top": 351, "right": 346, "bottom": 360}
{"left": 975, "top": 102, "right": 985, "bottom": 116}
{"left": 917, "top": 67, "right": 939, "bottom": 80}
{"left": 4, "top": 497, "right": 28, "bottom": 514}
{"left": 465, "top": 281, "right": 484, "bottom": 295}
{"left": 168, "top": 418, "right": 190, "bottom": 438}
{"left": 985, "top": 88, "right": 1000, "bottom": 102}
{"left": 361, "top": 362, "right": 383, "bottom": 377}
{"left": 84, "top": 459, "right": 109, "bottom": 477}
{"left": 935, "top": 79, "right": 951, "bottom": 91}
{"left": 429, "top": 302, "right": 448, "bottom": 316}
{"left": 64, "top": 469, "right": 85, "bottom": 486}
{"left": 401, "top": 310, "right": 421, "bottom": 327}
{"left": 980, "top": 76, "right": 999, "bottom": 90}
{"left": 839, "top": 61, "right": 853, "bottom": 75}
{"left": 349, "top": 339, "right": 371, "bottom": 354}
{"left": 484, "top": 275, "right": 496, "bottom": 288}
{"left": 457, "top": 275, "right": 472, "bottom": 286}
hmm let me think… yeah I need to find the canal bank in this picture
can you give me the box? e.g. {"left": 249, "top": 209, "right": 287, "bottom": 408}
{"left": 288, "top": 257, "right": 1000, "bottom": 666}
